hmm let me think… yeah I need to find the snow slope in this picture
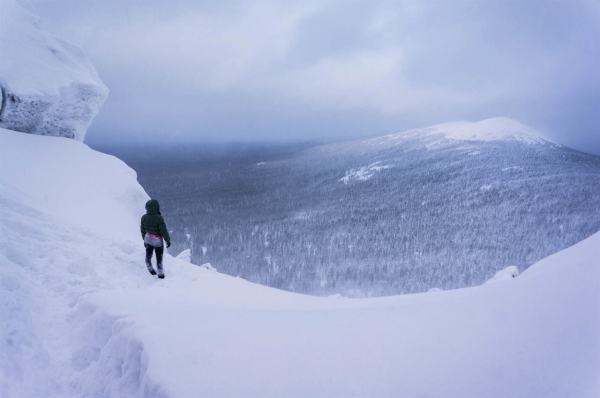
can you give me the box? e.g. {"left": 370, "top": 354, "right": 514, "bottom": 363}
{"left": 0, "top": 0, "right": 108, "bottom": 141}
{"left": 0, "top": 128, "right": 147, "bottom": 241}
{"left": 0, "top": 128, "right": 598, "bottom": 397}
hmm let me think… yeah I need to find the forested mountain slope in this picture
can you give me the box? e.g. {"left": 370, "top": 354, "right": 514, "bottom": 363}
{"left": 116, "top": 118, "right": 600, "bottom": 296}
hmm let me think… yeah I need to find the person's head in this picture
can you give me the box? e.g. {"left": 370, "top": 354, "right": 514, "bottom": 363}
{"left": 145, "top": 199, "right": 161, "bottom": 215}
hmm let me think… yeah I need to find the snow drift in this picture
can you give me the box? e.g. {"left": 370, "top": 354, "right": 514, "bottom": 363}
{"left": 0, "top": 127, "right": 599, "bottom": 397}
{"left": 0, "top": 0, "right": 108, "bottom": 141}
{"left": 0, "top": 128, "right": 148, "bottom": 240}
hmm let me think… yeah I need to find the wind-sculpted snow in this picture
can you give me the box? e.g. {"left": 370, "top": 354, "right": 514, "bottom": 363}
{"left": 0, "top": 0, "right": 108, "bottom": 141}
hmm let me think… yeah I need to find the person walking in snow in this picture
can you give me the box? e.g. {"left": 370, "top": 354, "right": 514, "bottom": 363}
{"left": 141, "top": 199, "right": 171, "bottom": 279}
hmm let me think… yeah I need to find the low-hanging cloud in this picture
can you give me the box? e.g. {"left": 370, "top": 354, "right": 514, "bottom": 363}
{"left": 31, "top": 0, "right": 600, "bottom": 154}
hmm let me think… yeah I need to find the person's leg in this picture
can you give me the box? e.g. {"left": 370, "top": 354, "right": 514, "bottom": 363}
{"left": 156, "top": 245, "right": 164, "bottom": 278}
{"left": 145, "top": 244, "right": 157, "bottom": 274}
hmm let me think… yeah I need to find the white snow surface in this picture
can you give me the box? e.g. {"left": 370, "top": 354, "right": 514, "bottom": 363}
{"left": 0, "top": 0, "right": 108, "bottom": 141}
{"left": 367, "top": 117, "right": 558, "bottom": 148}
{"left": 1, "top": 128, "right": 599, "bottom": 397}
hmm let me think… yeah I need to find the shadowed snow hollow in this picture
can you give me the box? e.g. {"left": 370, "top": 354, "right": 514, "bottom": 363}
{"left": 0, "top": 0, "right": 108, "bottom": 141}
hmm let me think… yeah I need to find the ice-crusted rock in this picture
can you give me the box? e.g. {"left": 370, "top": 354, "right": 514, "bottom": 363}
{"left": 0, "top": 0, "right": 108, "bottom": 141}
{"left": 199, "top": 263, "right": 217, "bottom": 272}
{"left": 485, "top": 266, "right": 520, "bottom": 284}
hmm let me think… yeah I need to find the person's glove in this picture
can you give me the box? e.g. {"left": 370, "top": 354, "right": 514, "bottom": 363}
{"left": 167, "top": 242, "right": 171, "bottom": 248}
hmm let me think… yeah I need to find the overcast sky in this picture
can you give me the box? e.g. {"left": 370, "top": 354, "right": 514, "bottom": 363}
{"left": 31, "top": 0, "right": 600, "bottom": 154}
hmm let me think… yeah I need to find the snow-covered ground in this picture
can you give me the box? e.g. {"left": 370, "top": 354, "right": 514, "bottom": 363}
{"left": 1, "top": 127, "right": 599, "bottom": 397}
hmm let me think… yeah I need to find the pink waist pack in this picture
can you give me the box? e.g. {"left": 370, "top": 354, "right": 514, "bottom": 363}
{"left": 144, "top": 233, "right": 163, "bottom": 247}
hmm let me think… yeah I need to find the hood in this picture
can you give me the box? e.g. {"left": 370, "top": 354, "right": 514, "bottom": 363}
{"left": 145, "top": 199, "right": 161, "bottom": 215}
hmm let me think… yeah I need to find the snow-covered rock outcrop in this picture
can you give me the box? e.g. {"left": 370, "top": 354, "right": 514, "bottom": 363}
{"left": 486, "top": 265, "right": 520, "bottom": 283}
{"left": 0, "top": 0, "right": 108, "bottom": 141}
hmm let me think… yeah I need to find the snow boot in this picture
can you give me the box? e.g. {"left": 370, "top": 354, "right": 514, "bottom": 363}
{"left": 157, "top": 263, "right": 165, "bottom": 279}
{"left": 146, "top": 259, "right": 157, "bottom": 276}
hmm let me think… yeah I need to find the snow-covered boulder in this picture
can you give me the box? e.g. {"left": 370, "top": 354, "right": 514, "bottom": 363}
{"left": 199, "top": 263, "right": 217, "bottom": 272}
{"left": 0, "top": 0, "right": 108, "bottom": 141}
{"left": 176, "top": 249, "right": 192, "bottom": 263}
{"left": 485, "top": 265, "right": 520, "bottom": 284}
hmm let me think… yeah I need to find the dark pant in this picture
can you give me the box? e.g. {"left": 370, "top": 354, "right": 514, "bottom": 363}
{"left": 145, "top": 243, "right": 164, "bottom": 267}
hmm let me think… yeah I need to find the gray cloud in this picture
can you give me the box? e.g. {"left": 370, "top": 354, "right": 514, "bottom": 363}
{"left": 31, "top": 0, "right": 599, "bottom": 154}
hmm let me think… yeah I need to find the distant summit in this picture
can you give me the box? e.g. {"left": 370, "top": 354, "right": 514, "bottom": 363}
{"left": 406, "top": 117, "right": 557, "bottom": 145}
{"left": 366, "top": 117, "right": 557, "bottom": 148}
{"left": 322, "top": 118, "right": 560, "bottom": 156}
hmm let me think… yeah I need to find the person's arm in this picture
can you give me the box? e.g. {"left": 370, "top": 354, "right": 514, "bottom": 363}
{"left": 158, "top": 216, "right": 171, "bottom": 246}
{"left": 141, "top": 216, "right": 146, "bottom": 239}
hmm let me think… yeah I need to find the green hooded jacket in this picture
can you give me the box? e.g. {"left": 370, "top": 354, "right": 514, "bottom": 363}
{"left": 141, "top": 199, "right": 171, "bottom": 245}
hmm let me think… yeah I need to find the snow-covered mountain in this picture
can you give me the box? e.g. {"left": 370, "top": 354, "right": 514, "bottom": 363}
{"left": 371, "top": 117, "right": 558, "bottom": 147}
{"left": 1, "top": 126, "right": 599, "bottom": 397}
{"left": 124, "top": 117, "right": 600, "bottom": 297}
{"left": 0, "top": 0, "right": 108, "bottom": 141}
{"left": 312, "top": 117, "right": 559, "bottom": 155}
